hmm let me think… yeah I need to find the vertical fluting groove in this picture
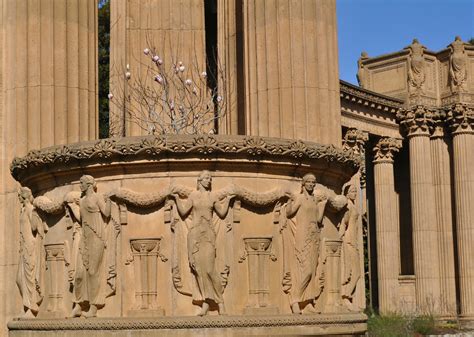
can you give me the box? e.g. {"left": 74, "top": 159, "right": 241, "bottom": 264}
{"left": 374, "top": 161, "right": 400, "bottom": 313}
{"left": 78, "top": 0, "right": 88, "bottom": 141}
{"left": 66, "top": 0, "right": 79, "bottom": 143}
{"left": 430, "top": 136, "right": 456, "bottom": 315}
{"left": 16, "top": 0, "right": 28, "bottom": 155}
{"left": 452, "top": 133, "right": 474, "bottom": 317}
{"left": 409, "top": 134, "right": 441, "bottom": 312}
{"left": 27, "top": 0, "right": 40, "bottom": 150}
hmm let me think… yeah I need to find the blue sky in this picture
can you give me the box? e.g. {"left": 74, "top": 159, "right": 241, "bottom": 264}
{"left": 337, "top": 0, "right": 474, "bottom": 84}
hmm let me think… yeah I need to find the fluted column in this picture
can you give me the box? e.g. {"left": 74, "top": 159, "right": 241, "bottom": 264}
{"left": 430, "top": 115, "right": 457, "bottom": 316}
{"left": 398, "top": 105, "right": 441, "bottom": 313}
{"left": 446, "top": 103, "right": 474, "bottom": 320}
{"left": 243, "top": 0, "right": 341, "bottom": 146}
{"left": 110, "top": 0, "right": 207, "bottom": 136}
{"left": 373, "top": 137, "right": 402, "bottom": 313}
{"left": 4, "top": 0, "right": 98, "bottom": 153}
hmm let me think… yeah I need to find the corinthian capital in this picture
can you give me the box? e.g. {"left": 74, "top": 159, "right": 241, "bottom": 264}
{"left": 397, "top": 105, "right": 434, "bottom": 137}
{"left": 343, "top": 128, "right": 369, "bottom": 156}
{"left": 446, "top": 103, "right": 474, "bottom": 135}
{"left": 373, "top": 137, "right": 402, "bottom": 164}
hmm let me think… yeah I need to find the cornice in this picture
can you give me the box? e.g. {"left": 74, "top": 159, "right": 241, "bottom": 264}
{"left": 10, "top": 135, "right": 361, "bottom": 183}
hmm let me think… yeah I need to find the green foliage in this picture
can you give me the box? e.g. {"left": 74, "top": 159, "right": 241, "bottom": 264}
{"left": 469, "top": 38, "right": 474, "bottom": 45}
{"left": 367, "top": 312, "right": 435, "bottom": 337}
{"left": 98, "top": 0, "right": 110, "bottom": 138}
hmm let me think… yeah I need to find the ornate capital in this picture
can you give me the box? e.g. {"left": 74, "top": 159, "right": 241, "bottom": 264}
{"left": 342, "top": 128, "right": 369, "bottom": 156}
{"left": 430, "top": 109, "right": 448, "bottom": 139}
{"left": 446, "top": 103, "right": 474, "bottom": 135}
{"left": 373, "top": 137, "right": 402, "bottom": 164}
{"left": 397, "top": 105, "right": 434, "bottom": 137}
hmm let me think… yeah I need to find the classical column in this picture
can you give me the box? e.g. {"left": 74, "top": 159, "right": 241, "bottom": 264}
{"left": 4, "top": 0, "right": 98, "bottom": 152}
{"left": 446, "top": 103, "right": 474, "bottom": 321}
{"left": 430, "top": 113, "right": 457, "bottom": 316}
{"left": 398, "top": 105, "right": 441, "bottom": 312}
{"left": 243, "top": 0, "right": 341, "bottom": 146}
{"left": 372, "top": 137, "right": 402, "bottom": 313}
{"left": 110, "top": 0, "right": 207, "bottom": 136}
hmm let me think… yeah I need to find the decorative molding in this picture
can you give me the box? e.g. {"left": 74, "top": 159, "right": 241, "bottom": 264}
{"left": 373, "top": 138, "right": 402, "bottom": 164}
{"left": 8, "top": 313, "right": 367, "bottom": 330}
{"left": 10, "top": 135, "right": 361, "bottom": 182}
{"left": 446, "top": 103, "right": 474, "bottom": 135}
{"left": 339, "top": 80, "right": 404, "bottom": 114}
{"left": 397, "top": 105, "right": 435, "bottom": 137}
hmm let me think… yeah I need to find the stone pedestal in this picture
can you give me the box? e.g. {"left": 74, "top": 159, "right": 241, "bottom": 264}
{"left": 240, "top": 237, "right": 278, "bottom": 315}
{"left": 447, "top": 103, "right": 474, "bottom": 320}
{"left": 372, "top": 137, "right": 402, "bottom": 313}
{"left": 127, "top": 238, "right": 166, "bottom": 317}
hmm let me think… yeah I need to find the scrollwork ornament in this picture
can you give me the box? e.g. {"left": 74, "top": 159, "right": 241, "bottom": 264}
{"left": 373, "top": 137, "right": 402, "bottom": 163}
{"left": 446, "top": 103, "right": 474, "bottom": 135}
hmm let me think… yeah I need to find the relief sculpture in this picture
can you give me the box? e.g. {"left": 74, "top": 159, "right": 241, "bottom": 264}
{"left": 407, "top": 39, "right": 426, "bottom": 95}
{"left": 65, "top": 175, "right": 119, "bottom": 318}
{"left": 449, "top": 36, "right": 468, "bottom": 93}
{"left": 281, "top": 173, "right": 347, "bottom": 314}
{"left": 16, "top": 187, "right": 48, "bottom": 318}
{"left": 339, "top": 184, "right": 361, "bottom": 310}
{"left": 169, "top": 171, "right": 235, "bottom": 316}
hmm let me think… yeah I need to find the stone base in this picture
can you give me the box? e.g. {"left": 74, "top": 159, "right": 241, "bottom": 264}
{"left": 37, "top": 311, "right": 67, "bottom": 319}
{"left": 243, "top": 306, "right": 279, "bottom": 315}
{"left": 459, "top": 316, "right": 474, "bottom": 329}
{"left": 127, "top": 308, "right": 165, "bottom": 317}
{"left": 9, "top": 313, "right": 367, "bottom": 336}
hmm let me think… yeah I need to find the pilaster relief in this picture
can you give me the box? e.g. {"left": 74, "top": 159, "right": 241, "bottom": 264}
{"left": 239, "top": 237, "right": 278, "bottom": 314}
{"left": 449, "top": 36, "right": 468, "bottom": 94}
{"left": 373, "top": 137, "right": 402, "bottom": 163}
{"left": 397, "top": 105, "right": 434, "bottom": 137}
{"left": 446, "top": 103, "right": 474, "bottom": 135}
{"left": 322, "top": 240, "right": 345, "bottom": 313}
{"left": 407, "top": 39, "right": 426, "bottom": 96}
{"left": 126, "top": 238, "right": 167, "bottom": 316}
{"left": 43, "top": 243, "right": 67, "bottom": 318}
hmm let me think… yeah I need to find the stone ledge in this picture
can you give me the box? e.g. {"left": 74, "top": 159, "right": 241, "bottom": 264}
{"left": 8, "top": 313, "right": 367, "bottom": 331}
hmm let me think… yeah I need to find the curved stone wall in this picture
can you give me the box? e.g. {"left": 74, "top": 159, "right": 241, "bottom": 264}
{"left": 10, "top": 135, "right": 363, "bottom": 334}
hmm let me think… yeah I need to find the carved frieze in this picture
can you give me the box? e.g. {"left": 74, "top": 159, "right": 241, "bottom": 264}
{"left": 373, "top": 138, "right": 402, "bottom": 164}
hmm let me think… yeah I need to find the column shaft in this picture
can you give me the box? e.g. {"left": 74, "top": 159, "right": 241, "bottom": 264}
{"left": 452, "top": 132, "right": 474, "bottom": 318}
{"left": 409, "top": 134, "right": 441, "bottom": 311}
{"left": 430, "top": 135, "right": 457, "bottom": 316}
{"left": 243, "top": 0, "right": 341, "bottom": 146}
{"left": 373, "top": 161, "right": 400, "bottom": 313}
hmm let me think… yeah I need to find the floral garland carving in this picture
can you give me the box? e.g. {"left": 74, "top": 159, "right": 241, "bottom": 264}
{"left": 11, "top": 135, "right": 360, "bottom": 182}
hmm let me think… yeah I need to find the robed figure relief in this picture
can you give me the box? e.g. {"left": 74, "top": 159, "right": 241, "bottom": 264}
{"left": 16, "top": 187, "right": 48, "bottom": 318}
{"left": 281, "top": 173, "right": 347, "bottom": 314}
{"left": 65, "top": 175, "right": 118, "bottom": 318}
{"left": 339, "top": 184, "right": 361, "bottom": 310}
{"left": 170, "top": 171, "right": 234, "bottom": 316}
